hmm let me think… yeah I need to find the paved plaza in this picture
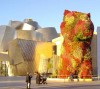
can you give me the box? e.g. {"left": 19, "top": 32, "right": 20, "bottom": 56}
{"left": 0, "top": 76, "right": 100, "bottom": 89}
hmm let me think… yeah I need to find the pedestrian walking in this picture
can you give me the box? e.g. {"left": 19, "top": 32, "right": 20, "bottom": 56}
{"left": 26, "top": 72, "right": 32, "bottom": 89}
{"left": 70, "top": 73, "right": 74, "bottom": 81}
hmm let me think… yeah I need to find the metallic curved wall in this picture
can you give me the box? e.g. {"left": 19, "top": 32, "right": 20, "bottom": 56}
{"left": 0, "top": 25, "right": 15, "bottom": 52}
{"left": 17, "top": 30, "right": 34, "bottom": 40}
{"left": 24, "top": 19, "right": 41, "bottom": 30}
{"left": 8, "top": 39, "right": 52, "bottom": 75}
{"left": 32, "top": 31, "right": 43, "bottom": 41}
{"left": 36, "top": 27, "right": 59, "bottom": 41}
{"left": 22, "top": 23, "right": 35, "bottom": 30}
{"left": 9, "top": 20, "right": 23, "bottom": 29}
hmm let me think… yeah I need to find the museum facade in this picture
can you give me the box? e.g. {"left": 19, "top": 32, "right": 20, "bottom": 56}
{"left": 0, "top": 19, "right": 98, "bottom": 78}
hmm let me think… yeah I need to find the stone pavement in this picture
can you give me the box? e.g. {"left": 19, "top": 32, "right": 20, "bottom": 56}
{"left": 0, "top": 76, "right": 100, "bottom": 89}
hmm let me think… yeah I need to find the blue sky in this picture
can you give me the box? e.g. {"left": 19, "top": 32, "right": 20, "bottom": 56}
{"left": 0, "top": 0, "right": 100, "bottom": 33}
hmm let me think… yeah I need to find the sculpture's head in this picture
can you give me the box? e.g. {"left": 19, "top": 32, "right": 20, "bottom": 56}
{"left": 60, "top": 10, "right": 94, "bottom": 42}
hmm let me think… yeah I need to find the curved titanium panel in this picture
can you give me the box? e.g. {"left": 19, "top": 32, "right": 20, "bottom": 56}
{"left": 36, "top": 27, "right": 58, "bottom": 41}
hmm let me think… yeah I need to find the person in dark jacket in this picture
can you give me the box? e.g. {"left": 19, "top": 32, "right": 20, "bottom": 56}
{"left": 70, "top": 73, "right": 74, "bottom": 81}
{"left": 36, "top": 72, "right": 41, "bottom": 84}
{"left": 26, "top": 72, "right": 32, "bottom": 89}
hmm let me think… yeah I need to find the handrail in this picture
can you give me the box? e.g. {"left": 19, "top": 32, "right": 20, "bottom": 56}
{"left": 49, "top": 75, "right": 99, "bottom": 79}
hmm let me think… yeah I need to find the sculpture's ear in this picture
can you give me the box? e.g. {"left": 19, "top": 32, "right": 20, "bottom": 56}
{"left": 87, "top": 13, "right": 90, "bottom": 18}
{"left": 64, "top": 10, "right": 70, "bottom": 16}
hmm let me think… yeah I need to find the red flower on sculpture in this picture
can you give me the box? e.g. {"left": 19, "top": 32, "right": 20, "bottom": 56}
{"left": 60, "top": 22, "right": 66, "bottom": 29}
{"left": 64, "top": 10, "right": 70, "bottom": 16}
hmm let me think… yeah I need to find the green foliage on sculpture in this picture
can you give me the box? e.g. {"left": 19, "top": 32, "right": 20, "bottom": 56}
{"left": 59, "top": 10, "right": 94, "bottom": 78}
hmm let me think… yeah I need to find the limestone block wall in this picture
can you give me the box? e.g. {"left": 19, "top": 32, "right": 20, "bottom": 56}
{"left": 97, "top": 27, "right": 100, "bottom": 77}
{"left": 52, "top": 36, "right": 64, "bottom": 56}
{"left": 91, "top": 33, "right": 97, "bottom": 76}
{"left": 34, "top": 42, "right": 52, "bottom": 73}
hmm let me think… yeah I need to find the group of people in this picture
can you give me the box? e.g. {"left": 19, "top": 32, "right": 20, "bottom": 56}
{"left": 36, "top": 72, "right": 47, "bottom": 84}
{"left": 26, "top": 72, "right": 47, "bottom": 89}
